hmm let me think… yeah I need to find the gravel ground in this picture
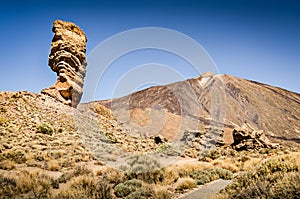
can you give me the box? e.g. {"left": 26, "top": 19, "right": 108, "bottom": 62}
{"left": 180, "top": 179, "right": 232, "bottom": 199}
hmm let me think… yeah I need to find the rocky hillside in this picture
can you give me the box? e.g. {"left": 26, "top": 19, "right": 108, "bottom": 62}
{"left": 97, "top": 73, "right": 300, "bottom": 148}
{"left": 0, "top": 91, "right": 165, "bottom": 170}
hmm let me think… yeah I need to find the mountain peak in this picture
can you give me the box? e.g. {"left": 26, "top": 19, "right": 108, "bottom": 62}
{"left": 97, "top": 74, "right": 300, "bottom": 148}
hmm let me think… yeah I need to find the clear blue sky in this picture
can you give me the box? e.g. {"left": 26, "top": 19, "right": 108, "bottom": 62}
{"left": 0, "top": 0, "right": 299, "bottom": 101}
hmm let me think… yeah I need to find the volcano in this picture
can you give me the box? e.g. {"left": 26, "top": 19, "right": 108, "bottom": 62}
{"left": 95, "top": 73, "right": 300, "bottom": 147}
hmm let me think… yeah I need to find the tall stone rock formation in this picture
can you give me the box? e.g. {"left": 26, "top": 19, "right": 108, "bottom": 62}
{"left": 42, "top": 20, "right": 87, "bottom": 108}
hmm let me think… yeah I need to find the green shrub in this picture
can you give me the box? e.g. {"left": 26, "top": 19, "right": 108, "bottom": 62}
{"left": 125, "top": 185, "right": 155, "bottom": 199}
{"left": 190, "top": 168, "right": 233, "bottom": 185}
{"left": 156, "top": 143, "right": 180, "bottom": 156}
{"left": 212, "top": 168, "right": 233, "bottom": 180}
{"left": 125, "top": 155, "right": 164, "bottom": 183}
{"left": 114, "top": 183, "right": 132, "bottom": 197}
{"left": 36, "top": 123, "right": 54, "bottom": 135}
{"left": 114, "top": 179, "right": 143, "bottom": 198}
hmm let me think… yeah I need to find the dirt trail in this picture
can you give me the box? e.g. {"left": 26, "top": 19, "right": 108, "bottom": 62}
{"left": 179, "top": 179, "right": 232, "bottom": 199}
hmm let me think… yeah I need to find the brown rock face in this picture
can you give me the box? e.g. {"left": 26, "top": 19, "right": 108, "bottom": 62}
{"left": 42, "top": 20, "right": 87, "bottom": 107}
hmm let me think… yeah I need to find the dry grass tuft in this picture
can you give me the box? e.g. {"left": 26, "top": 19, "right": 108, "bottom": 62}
{"left": 212, "top": 159, "right": 240, "bottom": 173}
{"left": 175, "top": 177, "right": 197, "bottom": 192}
{"left": 97, "top": 166, "right": 126, "bottom": 184}
{"left": 47, "top": 160, "right": 60, "bottom": 171}
{"left": 55, "top": 175, "right": 112, "bottom": 199}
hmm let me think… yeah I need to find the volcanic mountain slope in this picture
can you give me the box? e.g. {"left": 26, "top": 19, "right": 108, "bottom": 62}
{"left": 97, "top": 72, "right": 300, "bottom": 147}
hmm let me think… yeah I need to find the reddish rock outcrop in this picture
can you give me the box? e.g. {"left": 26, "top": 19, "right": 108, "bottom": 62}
{"left": 42, "top": 20, "right": 87, "bottom": 108}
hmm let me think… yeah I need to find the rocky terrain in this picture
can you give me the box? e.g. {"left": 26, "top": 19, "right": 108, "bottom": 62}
{"left": 0, "top": 87, "right": 299, "bottom": 198}
{"left": 0, "top": 91, "right": 169, "bottom": 169}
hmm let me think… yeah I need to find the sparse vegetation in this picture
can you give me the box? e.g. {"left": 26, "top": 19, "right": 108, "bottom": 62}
{"left": 216, "top": 153, "right": 300, "bottom": 199}
{"left": 1, "top": 91, "right": 300, "bottom": 199}
{"left": 0, "top": 171, "right": 53, "bottom": 198}
{"left": 55, "top": 175, "right": 112, "bottom": 199}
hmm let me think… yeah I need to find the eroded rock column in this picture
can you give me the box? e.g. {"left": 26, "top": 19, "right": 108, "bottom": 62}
{"left": 42, "top": 20, "right": 87, "bottom": 108}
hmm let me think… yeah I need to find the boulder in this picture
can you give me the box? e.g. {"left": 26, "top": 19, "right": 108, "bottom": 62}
{"left": 181, "top": 128, "right": 225, "bottom": 151}
{"left": 231, "top": 127, "right": 278, "bottom": 151}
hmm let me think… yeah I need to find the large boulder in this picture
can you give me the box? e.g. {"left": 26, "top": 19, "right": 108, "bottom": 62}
{"left": 231, "top": 127, "right": 278, "bottom": 151}
{"left": 42, "top": 20, "right": 87, "bottom": 108}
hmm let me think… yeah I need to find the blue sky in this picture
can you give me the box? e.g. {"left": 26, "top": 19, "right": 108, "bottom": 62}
{"left": 0, "top": 0, "right": 299, "bottom": 101}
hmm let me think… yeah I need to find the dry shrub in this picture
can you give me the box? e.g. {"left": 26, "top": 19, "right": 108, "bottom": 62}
{"left": 217, "top": 153, "right": 300, "bottom": 199}
{"left": 2, "top": 149, "right": 27, "bottom": 164}
{"left": 270, "top": 172, "right": 300, "bottom": 198}
{"left": 0, "top": 170, "right": 61, "bottom": 198}
{"left": 26, "top": 158, "right": 42, "bottom": 168}
{"left": 97, "top": 166, "right": 125, "bottom": 184}
{"left": 0, "top": 173, "right": 17, "bottom": 198}
{"left": 58, "top": 165, "right": 92, "bottom": 183}
{"left": 47, "top": 159, "right": 60, "bottom": 171}
{"left": 212, "top": 159, "right": 240, "bottom": 173}
{"left": 55, "top": 175, "right": 112, "bottom": 199}
{"left": 175, "top": 162, "right": 212, "bottom": 177}
{"left": 175, "top": 177, "right": 197, "bottom": 192}
{"left": 162, "top": 166, "right": 180, "bottom": 185}
{"left": 154, "top": 186, "right": 172, "bottom": 199}
{"left": 242, "top": 157, "right": 262, "bottom": 171}
{"left": 162, "top": 162, "right": 228, "bottom": 186}
{"left": 0, "top": 160, "right": 16, "bottom": 170}
{"left": 16, "top": 171, "right": 52, "bottom": 197}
